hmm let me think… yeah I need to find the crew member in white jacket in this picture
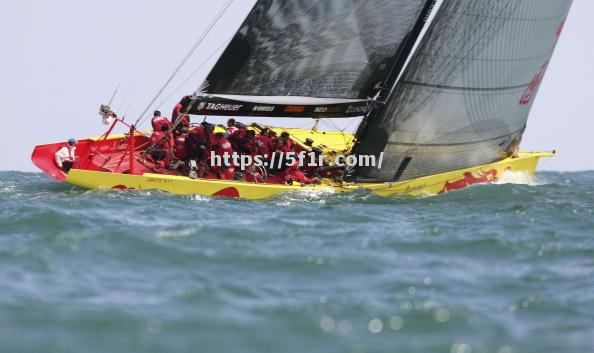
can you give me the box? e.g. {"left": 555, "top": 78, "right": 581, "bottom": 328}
{"left": 55, "top": 138, "right": 77, "bottom": 171}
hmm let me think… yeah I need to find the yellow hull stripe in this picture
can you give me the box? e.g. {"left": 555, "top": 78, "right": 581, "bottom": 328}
{"left": 64, "top": 152, "right": 552, "bottom": 200}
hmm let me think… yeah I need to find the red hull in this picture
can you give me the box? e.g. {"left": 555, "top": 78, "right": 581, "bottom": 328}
{"left": 31, "top": 134, "right": 154, "bottom": 182}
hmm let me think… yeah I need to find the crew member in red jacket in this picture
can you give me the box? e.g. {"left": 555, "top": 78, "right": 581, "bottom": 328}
{"left": 226, "top": 118, "right": 239, "bottom": 135}
{"left": 172, "top": 132, "right": 189, "bottom": 161}
{"left": 254, "top": 128, "right": 273, "bottom": 159}
{"left": 210, "top": 132, "right": 235, "bottom": 180}
{"left": 278, "top": 131, "right": 295, "bottom": 152}
{"left": 229, "top": 128, "right": 257, "bottom": 155}
{"left": 151, "top": 110, "right": 171, "bottom": 132}
{"left": 281, "top": 163, "right": 320, "bottom": 185}
{"left": 186, "top": 123, "right": 214, "bottom": 162}
{"left": 171, "top": 96, "right": 191, "bottom": 135}
{"left": 148, "top": 125, "right": 172, "bottom": 169}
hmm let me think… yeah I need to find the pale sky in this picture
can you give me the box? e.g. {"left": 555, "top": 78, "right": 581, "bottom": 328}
{"left": 0, "top": 0, "right": 591, "bottom": 172}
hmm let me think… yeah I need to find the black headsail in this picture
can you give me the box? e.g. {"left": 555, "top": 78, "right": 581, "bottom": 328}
{"left": 184, "top": 0, "right": 435, "bottom": 118}
{"left": 350, "top": 0, "right": 573, "bottom": 182}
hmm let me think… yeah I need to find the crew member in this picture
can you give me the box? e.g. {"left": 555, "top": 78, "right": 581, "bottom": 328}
{"left": 99, "top": 104, "right": 118, "bottom": 125}
{"left": 272, "top": 134, "right": 320, "bottom": 185}
{"left": 151, "top": 110, "right": 172, "bottom": 132}
{"left": 148, "top": 125, "right": 172, "bottom": 169}
{"left": 282, "top": 163, "right": 320, "bottom": 185}
{"left": 186, "top": 123, "right": 214, "bottom": 162}
{"left": 241, "top": 130, "right": 258, "bottom": 156}
{"left": 172, "top": 132, "right": 189, "bottom": 161}
{"left": 172, "top": 96, "right": 191, "bottom": 135}
{"left": 278, "top": 131, "right": 295, "bottom": 152}
{"left": 226, "top": 118, "right": 238, "bottom": 135}
{"left": 210, "top": 132, "right": 235, "bottom": 180}
{"left": 505, "top": 135, "right": 522, "bottom": 159}
{"left": 255, "top": 128, "right": 273, "bottom": 159}
{"left": 274, "top": 135, "right": 320, "bottom": 185}
{"left": 228, "top": 128, "right": 257, "bottom": 155}
{"left": 55, "top": 138, "right": 78, "bottom": 171}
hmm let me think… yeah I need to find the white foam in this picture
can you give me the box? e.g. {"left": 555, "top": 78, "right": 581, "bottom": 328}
{"left": 190, "top": 194, "right": 212, "bottom": 202}
{"left": 495, "top": 170, "right": 542, "bottom": 186}
{"left": 276, "top": 188, "right": 336, "bottom": 206}
{"left": 157, "top": 228, "right": 196, "bottom": 238}
{"left": 1, "top": 186, "right": 15, "bottom": 193}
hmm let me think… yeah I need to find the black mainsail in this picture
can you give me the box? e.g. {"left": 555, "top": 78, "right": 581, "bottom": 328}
{"left": 351, "top": 0, "right": 573, "bottom": 182}
{"left": 185, "top": 0, "right": 435, "bottom": 118}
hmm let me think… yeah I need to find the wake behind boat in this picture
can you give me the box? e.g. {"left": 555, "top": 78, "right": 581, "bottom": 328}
{"left": 32, "top": 0, "right": 572, "bottom": 200}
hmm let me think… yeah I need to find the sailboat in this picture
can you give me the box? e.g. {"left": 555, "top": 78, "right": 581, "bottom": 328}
{"left": 32, "top": 0, "right": 573, "bottom": 200}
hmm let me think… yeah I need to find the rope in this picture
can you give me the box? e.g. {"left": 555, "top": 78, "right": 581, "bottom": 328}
{"left": 108, "top": 83, "right": 120, "bottom": 106}
{"left": 158, "top": 41, "right": 229, "bottom": 109}
{"left": 134, "top": 0, "right": 235, "bottom": 127}
{"left": 319, "top": 118, "right": 355, "bottom": 152}
{"left": 116, "top": 85, "right": 133, "bottom": 113}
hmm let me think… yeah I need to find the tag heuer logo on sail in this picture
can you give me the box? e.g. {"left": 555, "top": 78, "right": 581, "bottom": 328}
{"left": 206, "top": 103, "right": 243, "bottom": 111}
{"left": 196, "top": 102, "right": 207, "bottom": 111}
{"left": 252, "top": 105, "right": 275, "bottom": 112}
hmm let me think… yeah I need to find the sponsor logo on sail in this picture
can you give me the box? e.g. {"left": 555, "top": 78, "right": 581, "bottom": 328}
{"left": 345, "top": 105, "right": 369, "bottom": 114}
{"left": 284, "top": 105, "right": 306, "bottom": 113}
{"left": 206, "top": 103, "right": 243, "bottom": 111}
{"left": 519, "top": 61, "right": 549, "bottom": 105}
{"left": 252, "top": 105, "right": 275, "bottom": 112}
{"left": 314, "top": 106, "right": 342, "bottom": 114}
{"left": 196, "top": 102, "right": 207, "bottom": 111}
{"left": 556, "top": 18, "right": 567, "bottom": 37}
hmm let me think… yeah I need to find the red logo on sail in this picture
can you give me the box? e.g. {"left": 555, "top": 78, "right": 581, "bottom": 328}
{"left": 519, "top": 61, "right": 549, "bottom": 105}
{"left": 556, "top": 18, "right": 567, "bottom": 37}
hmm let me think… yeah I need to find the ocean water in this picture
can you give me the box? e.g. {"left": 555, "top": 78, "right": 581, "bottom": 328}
{"left": 0, "top": 171, "right": 593, "bottom": 353}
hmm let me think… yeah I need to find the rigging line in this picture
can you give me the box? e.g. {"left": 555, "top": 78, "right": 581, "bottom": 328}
{"left": 169, "top": 85, "right": 205, "bottom": 133}
{"left": 157, "top": 41, "right": 229, "bottom": 109}
{"left": 116, "top": 85, "right": 133, "bottom": 113}
{"left": 134, "top": 0, "right": 235, "bottom": 127}
{"left": 108, "top": 83, "right": 121, "bottom": 106}
{"left": 169, "top": 79, "right": 214, "bottom": 133}
{"left": 294, "top": 121, "right": 314, "bottom": 130}
{"left": 342, "top": 116, "right": 364, "bottom": 134}
{"left": 318, "top": 118, "right": 352, "bottom": 151}
{"left": 324, "top": 118, "right": 355, "bottom": 151}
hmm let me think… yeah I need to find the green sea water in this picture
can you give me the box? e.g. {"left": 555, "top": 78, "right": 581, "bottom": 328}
{"left": 1, "top": 171, "right": 593, "bottom": 353}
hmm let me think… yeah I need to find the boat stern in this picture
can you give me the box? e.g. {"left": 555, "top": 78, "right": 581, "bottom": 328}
{"left": 31, "top": 142, "right": 70, "bottom": 182}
